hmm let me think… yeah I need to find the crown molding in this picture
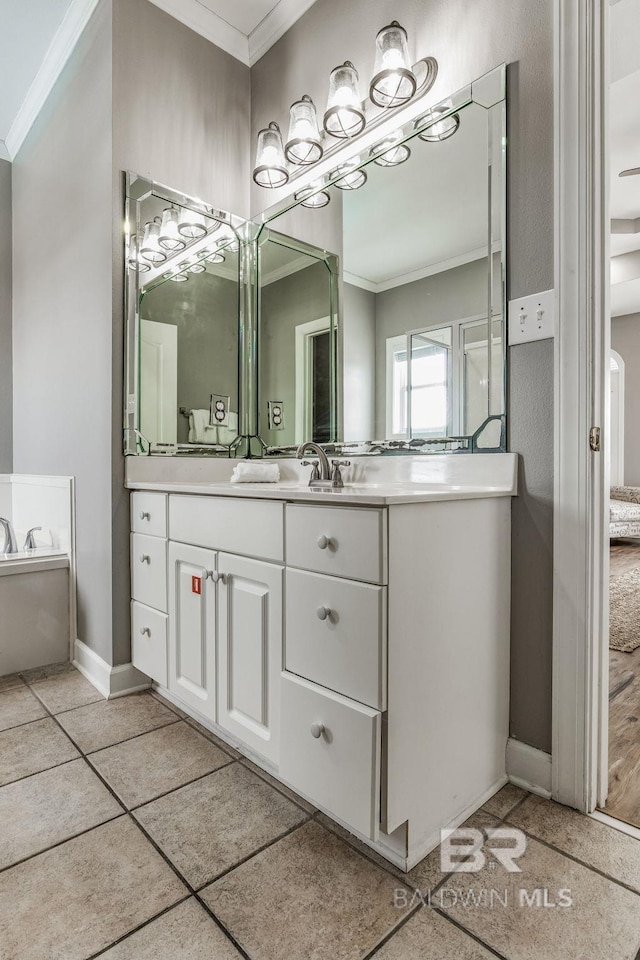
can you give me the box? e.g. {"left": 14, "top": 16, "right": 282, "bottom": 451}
{"left": 344, "top": 246, "right": 492, "bottom": 295}
{"left": 147, "top": 0, "right": 250, "bottom": 65}
{"left": 248, "top": 0, "right": 319, "bottom": 64}
{"left": 0, "top": 141, "right": 9, "bottom": 162}
{"left": 4, "top": 0, "right": 102, "bottom": 161}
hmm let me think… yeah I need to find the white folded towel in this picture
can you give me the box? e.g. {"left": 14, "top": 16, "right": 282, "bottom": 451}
{"left": 231, "top": 462, "right": 281, "bottom": 483}
{"left": 188, "top": 409, "right": 219, "bottom": 445}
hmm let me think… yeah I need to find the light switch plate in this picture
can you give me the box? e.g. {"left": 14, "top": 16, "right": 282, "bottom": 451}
{"left": 508, "top": 289, "right": 555, "bottom": 345}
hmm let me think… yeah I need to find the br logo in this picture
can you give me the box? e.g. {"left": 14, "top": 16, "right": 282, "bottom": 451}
{"left": 440, "top": 827, "right": 527, "bottom": 873}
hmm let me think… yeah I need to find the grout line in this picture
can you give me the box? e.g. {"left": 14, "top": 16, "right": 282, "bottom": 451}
{"left": 0, "top": 755, "right": 80, "bottom": 790}
{"left": 0, "top": 712, "right": 52, "bottom": 735}
{"left": 361, "top": 903, "right": 423, "bottom": 960}
{"left": 433, "top": 909, "right": 511, "bottom": 960}
{"left": 76, "top": 717, "right": 181, "bottom": 756}
{"left": 84, "top": 895, "right": 193, "bottom": 960}
{"left": 239, "top": 757, "right": 318, "bottom": 816}
{"left": 0, "top": 811, "right": 127, "bottom": 876}
{"left": 127, "top": 759, "right": 237, "bottom": 812}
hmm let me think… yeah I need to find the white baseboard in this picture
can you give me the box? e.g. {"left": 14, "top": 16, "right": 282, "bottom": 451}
{"left": 73, "top": 639, "right": 150, "bottom": 699}
{"left": 506, "top": 738, "right": 552, "bottom": 798}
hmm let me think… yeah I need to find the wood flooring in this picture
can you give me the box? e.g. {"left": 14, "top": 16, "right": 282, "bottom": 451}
{"left": 601, "top": 539, "right": 640, "bottom": 828}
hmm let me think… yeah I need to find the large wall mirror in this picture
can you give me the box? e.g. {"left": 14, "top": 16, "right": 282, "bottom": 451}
{"left": 257, "top": 65, "right": 506, "bottom": 455}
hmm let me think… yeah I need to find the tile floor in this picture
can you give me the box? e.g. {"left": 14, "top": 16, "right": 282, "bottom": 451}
{"left": 1, "top": 663, "right": 640, "bottom": 960}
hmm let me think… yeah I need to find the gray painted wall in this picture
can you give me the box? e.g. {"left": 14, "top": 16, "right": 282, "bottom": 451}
{"left": 0, "top": 159, "right": 11, "bottom": 472}
{"left": 252, "top": 0, "right": 555, "bottom": 752}
{"left": 12, "top": 0, "right": 114, "bottom": 662}
{"left": 343, "top": 282, "right": 375, "bottom": 441}
{"left": 612, "top": 314, "right": 640, "bottom": 486}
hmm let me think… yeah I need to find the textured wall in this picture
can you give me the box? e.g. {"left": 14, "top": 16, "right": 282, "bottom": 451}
{"left": 0, "top": 159, "right": 11, "bottom": 473}
{"left": 612, "top": 315, "right": 640, "bottom": 486}
{"left": 12, "top": 0, "right": 114, "bottom": 662}
{"left": 252, "top": 0, "right": 555, "bottom": 752}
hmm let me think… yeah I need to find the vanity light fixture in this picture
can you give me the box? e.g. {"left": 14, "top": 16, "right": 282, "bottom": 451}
{"left": 416, "top": 104, "right": 460, "bottom": 141}
{"left": 189, "top": 263, "right": 206, "bottom": 273}
{"left": 333, "top": 155, "right": 367, "bottom": 190}
{"left": 177, "top": 209, "right": 209, "bottom": 239}
{"left": 169, "top": 273, "right": 189, "bottom": 282}
{"left": 323, "top": 61, "right": 365, "bottom": 139}
{"left": 205, "top": 251, "right": 225, "bottom": 264}
{"left": 253, "top": 121, "right": 289, "bottom": 188}
{"left": 285, "top": 95, "right": 323, "bottom": 165}
{"left": 139, "top": 218, "right": 167, "bottom": 264}
{"left": 158, "top": 207, "right": 186, "bottom": 251}
{"left": 372, "top": 133, "right": 411, "bottom": 167}
{"left": 369, "top": 21, "right": 417, "bottom": 108}
{"left": 296, "top": 177, "right": 331, "bottom": 208}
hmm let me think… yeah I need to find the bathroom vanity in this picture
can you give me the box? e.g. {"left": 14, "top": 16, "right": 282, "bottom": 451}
{"left": 127, "top": 453, "right": 515, "bottom": 870}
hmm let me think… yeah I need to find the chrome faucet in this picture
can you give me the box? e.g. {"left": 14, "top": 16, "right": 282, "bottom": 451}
{"left": 296, "top": 442, "right": 350, "bottom": 489}
{"left": 0, "top": 518, "right": 18, "bottom": 554}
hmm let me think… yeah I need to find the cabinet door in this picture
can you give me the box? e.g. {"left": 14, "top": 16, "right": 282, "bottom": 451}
{"left": 168, "top": 541, "right": 217, "bottom": 720}
{"left": 217, "top": 553, "right": 283, "bottom": 765}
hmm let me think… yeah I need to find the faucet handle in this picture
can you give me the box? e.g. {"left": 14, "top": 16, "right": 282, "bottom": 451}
{"left": 330, "top": 460, "right": 351, "bottom": 484}
{"left": 301, "top": 459, "right": 321, "bottom": 482}
{"left": 24, "top": 527, "right": 42, "bottom": 550}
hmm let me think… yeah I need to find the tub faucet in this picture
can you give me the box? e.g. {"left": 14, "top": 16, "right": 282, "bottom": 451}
{"left": 0, "top": 518, "right": 18, "bottom": 554}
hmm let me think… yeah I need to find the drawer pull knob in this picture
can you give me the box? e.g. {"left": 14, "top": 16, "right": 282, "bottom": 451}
{"left": 139, "top": 511, "right": 150, "bottom": 521}
{"left": 317, "top": 535, "right": 332, "bottom": 550}
{"left": 316, "top": 606, "right": 332, "bottom": 621}
{"left": 140, "top": 554, "right": 151, "bottom": 564}
{"left": 205, "top": 570, "right": 223, "bottom": 583}
{"left": 140, "top": 626, "right": 151, "bottom": 636}
{"left": 310, "top": 722, "right": 325, "bottom": 739}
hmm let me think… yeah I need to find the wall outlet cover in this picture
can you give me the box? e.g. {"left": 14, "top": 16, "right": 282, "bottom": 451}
{"left": 508, "top": 289, "right": 555, "bottom": 345}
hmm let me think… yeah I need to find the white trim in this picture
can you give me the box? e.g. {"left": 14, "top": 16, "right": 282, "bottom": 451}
{"left": 552, "top": 0, "right": 608, "bottom": 813}
{"left": 590, "top": 811, "right": 640, "bottom": 841}
{"left": 248, "top": 0, "right": 320, "bottom": 64}
{"left": 0, "top": 141, "right": 9, "bottom": 162}
{"left": 73, "top": 639, "right": 150, "bottom": 700}
{"left": 506, "top": 739, "right": 552, "bottom": 798}
{"left": 4, "top": 0, "right": 101, "bottom": 160}
{"left": 147, "top": 0, "right": 250, "bottom": 65}
{"left": 261, "top": 253, "right": 313, "bottom": 286}
{"left": 609, "top": 349, "right": 625, "bottom": 485}
{"left": 344, "top": 246, "right": 493, "bottom": 295}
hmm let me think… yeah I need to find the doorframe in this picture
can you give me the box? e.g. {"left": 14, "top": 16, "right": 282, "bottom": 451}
{"left": 552, "top": 0, "right": 609, "bottom": 811}
{"left": 295, "top": 316, "right": 332, "bottom": 444}
{"left": 609, "top": 349, "right": 625, "bottom": 486}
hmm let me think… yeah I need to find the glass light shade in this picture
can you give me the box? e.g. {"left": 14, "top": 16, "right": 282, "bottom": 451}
{"left": 323, "top": 61, "right": 365, "bottom": 139}
{"left": 139, "top": 218, "right": 167, "bottom": 264}
{"left": 372, "top": 133, "right": 411, "bottom": 167}
{"left": 333, "top": 156, "right": 367, "bottom": 191}
{"left": 158, "top": 207, "right": 186, "bottom": 251}
{"left": 206, "top": 251, "right": 225, "bottom": 264}
{"left": 128, "top": 237, "right": 150, "bottom": 272}
{"left": 285, "top": 95, "right": 323, "bottom": 165}
{"left": 253, "top": 121, "right": 289, "bottom": 188}
{"left": 416, "top": 105, "right": 460, "bottom": 142}
{"left": 170, "top": 273, "right": 189, "bottom": 282}
{"left": 177, "top": 208, "right": 208, "bottom": 239}
{"left": 369, "top": 21, "right": 416, "bottom": 108}
{"left": 189, "top": 263, "right": 206, "bottom": 273}
{"left": 296, "top": 178, "right": 331, "bottom": 208}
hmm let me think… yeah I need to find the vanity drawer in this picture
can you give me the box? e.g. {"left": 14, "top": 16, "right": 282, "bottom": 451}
{"left": 170, "top": 495, "right": 284, "bottom": 562}
{"left": 285, "top": 504, "right": 387, "bottom": 584}
{"left": 285, "top": 569, "right": 386, "bottom": 710}
{"left": 131, "top": 533, "right": 167, "bottom": 612}
{"left": 131, "top": 492, "right": 167, "bottom": 539}
{"left": 280, "top": 673, "right": 381, "bottom": 840}
{"left": 131, "top": 601, "right": 167, "bottom": 686}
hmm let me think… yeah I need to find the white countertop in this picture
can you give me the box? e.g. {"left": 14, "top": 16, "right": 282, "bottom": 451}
{"left": 0, "top": 550, "right": 70, "bottom": 576}
{"left": 126, "top": 478, "right": 516, "bottom": 505}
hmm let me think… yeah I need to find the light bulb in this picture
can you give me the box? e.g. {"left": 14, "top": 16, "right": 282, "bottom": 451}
{"left": 253, "top": 121, "right": 289, "bottom": 188}
{"left": 324, "top": 62, "right": 365, "bottom": 139}
{"left": 285, "top": 95, "right": 323, "bottom": 165}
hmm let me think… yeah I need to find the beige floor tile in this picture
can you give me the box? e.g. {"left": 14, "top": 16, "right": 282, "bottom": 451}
{"left": 184, "top": 716, "right": 241, "bottom": 758}
{"left": 0, "top": 758, "right": 122, "bottom": 869}
{"left": 437, "top": 833, "right": 640, "bottom": 960}
{"left": 403, "top": 810, "right": 501, "bottom": 894}
{"left": 508, "top": 795, "right": 640, "bottom": 893}
{"left": 0, "top": 817, "right": 187, "bottom": 960}
{"left": 20, "top": 661, "right": 75, "bottom": 684}
{"left": 0, "top": 685, "right": 47, "bottom": 732}
{"left": 56, "top": 692, "right": 178, "bottom": 753}
{"left": 242, "top": 757, "right": 316, "bottom": 814}
{"left": 30, "top": 669, "right": 104, "bottom": 714}
{"left": 481, "top": 782, "right": 528, "bottom": 819}
{"left": 100, "top": 898, "right": 243, "bottom": 959}
{"left": 134, "top": 762, "right": 308, "bottom": 888}
{"left": 0, "top": 717, "right": 79, "bottom": 786}
{"left": 203, "top": 820, "right": 412, "bottom": 960}
{"left": 148, "top": 688, "right": 188, "bottom": 718}
{"left": 374, "top": 908, "right": 497, "bottom": 959}
{"left": 90, "top": 721, "right": 233, "bottom": 808}
{"left": 0, "top": 673, "right": 26, "bottom": 693}
{"left": 314, "top": 812, "right": 407, "bottom": 879}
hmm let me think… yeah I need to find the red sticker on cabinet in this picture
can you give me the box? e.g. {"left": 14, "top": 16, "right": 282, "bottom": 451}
{"left": 192, "top": 575, "right": 202, "bottom": 595}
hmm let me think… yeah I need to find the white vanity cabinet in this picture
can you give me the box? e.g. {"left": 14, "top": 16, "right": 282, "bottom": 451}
{"left": 130, "top": 492, "right": 168, "bottom": 687}
{"left": 128, "top": 469, "right": 513, "bottom": 873}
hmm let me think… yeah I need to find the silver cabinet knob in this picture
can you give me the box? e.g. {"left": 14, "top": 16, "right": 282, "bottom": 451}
{"left": 317, "top": 535, "right": 331, "bottom": 550}
{"left": 139, "top": 511, "right": 150, "bottom": 521}
{"left": 310, "top": 722, "right": 325, "bottom": 739}
{"left": 316, "top": 606, "right": 331, "bottom": 621}
{"left": 205, "top": 570, "right": 220, "bottom": 583}
{"left": 140, "top": 554, "right": 151, "bottom": 564}
{"left": 139, "top": 626, "right": 151, "bottom": 636}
